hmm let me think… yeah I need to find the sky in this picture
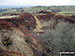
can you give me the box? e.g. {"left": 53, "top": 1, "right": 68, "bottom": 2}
{"left": 0, "top": 0, "right": 75, "bottom": 7}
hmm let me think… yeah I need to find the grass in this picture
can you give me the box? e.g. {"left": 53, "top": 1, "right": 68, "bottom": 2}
{"left": 58, "top": 11, "right": 75, "bottom": 15}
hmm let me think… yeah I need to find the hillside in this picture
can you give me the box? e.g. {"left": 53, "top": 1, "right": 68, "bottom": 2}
{"left": 32, "top": 11, "right": 75, "bottom": 56}
{"left": 0, "top": 10, "right": 75, "bottom": 56}
{"left": 0, "top": 13, "right": 49, "bottom": 56}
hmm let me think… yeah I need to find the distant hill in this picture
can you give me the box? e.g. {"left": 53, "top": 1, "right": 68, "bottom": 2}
{"left": 0, "top": 6, "right": 75, "bottom": 16}
{"left": 23, "top": 6, "right": 75, "bottom": 15}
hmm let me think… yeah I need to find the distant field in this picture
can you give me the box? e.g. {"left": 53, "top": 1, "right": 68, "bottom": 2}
{"left": 0, "top": 6, "right": 75, "bottom": 16}
{"left": 58, "top": 11, "right": 75, "bottom": 15}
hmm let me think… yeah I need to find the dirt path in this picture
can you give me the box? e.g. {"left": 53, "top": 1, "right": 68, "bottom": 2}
{"left": 0, "top": 15, "right": 19, "bottom": 19}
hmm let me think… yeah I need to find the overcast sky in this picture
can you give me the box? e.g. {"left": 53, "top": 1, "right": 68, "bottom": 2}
{"left": 0, "top": 0, "right": 75, "bottom": 6}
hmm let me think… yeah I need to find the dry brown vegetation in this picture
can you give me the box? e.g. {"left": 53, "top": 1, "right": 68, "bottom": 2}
{"left": 0, "top": 11, "right": 75, "bottom": 56}
{"left": 0, "top": 12, "right": 50, "bottom": 56}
